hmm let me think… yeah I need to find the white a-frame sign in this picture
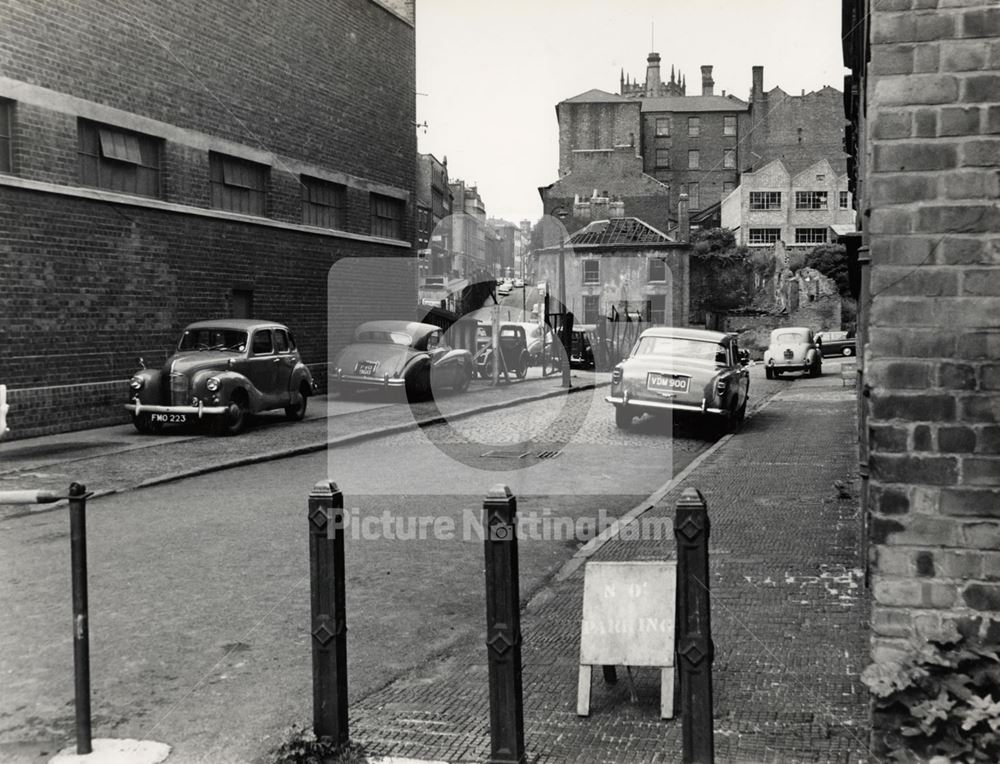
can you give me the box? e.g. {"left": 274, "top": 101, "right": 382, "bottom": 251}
{"left": 577, "top": 560, "right": 677, "bottom": 718}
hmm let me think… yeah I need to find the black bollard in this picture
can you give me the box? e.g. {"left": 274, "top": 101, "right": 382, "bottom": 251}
{"left": 68, "top": 482, "right": 93, "bottom": 754}
{"left": 674, "top": 487, "right": 714, "bottom": 764}
{"left": 483, "top": 485, "right": 525, "bottom": 764}
{"left": 308, "top": 481, "right": 348, "bottom": 745}
{"left": 561, "top": 311, "right": 574, "bottom": 388}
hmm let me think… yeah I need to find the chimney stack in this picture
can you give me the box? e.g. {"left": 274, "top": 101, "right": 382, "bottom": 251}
{"left": 645, "top": 51, "right": 662, "bottom": 97}
{"left": 678, "top": 193, "right": 690, "bottom": 243}
{"left": 752, "top": 65, "right": 764, "bottom": 101}
{"left": 701, "top": 65, "right": 714, "bottom": 96}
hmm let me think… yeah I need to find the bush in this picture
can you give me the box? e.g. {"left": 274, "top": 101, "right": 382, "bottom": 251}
{"left": 271, "top": 726, "right": 368, "bottom": 764}
{"left": 861, "top": 628, "right": 1000, "bottom": 762}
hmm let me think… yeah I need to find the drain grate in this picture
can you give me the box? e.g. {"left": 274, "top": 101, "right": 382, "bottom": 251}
{"left": 535, "top": 450, "right": 563, "bottom": 459}
{"left": 480, "top": 450, "right": 531, "bottom": 459}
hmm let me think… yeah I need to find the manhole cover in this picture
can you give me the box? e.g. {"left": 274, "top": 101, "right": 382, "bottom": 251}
{"left": 535, "top": 450, "right": 562, "bottom": 459}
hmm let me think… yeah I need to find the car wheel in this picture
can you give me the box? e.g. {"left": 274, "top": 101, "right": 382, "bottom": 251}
{"left": 736, "top": 399, "right": 747, "bottom": 425}
{"left": 214, "top": 397, "right": 247, "bottom": 436}
{"left": 842, "top": 346, "right": 854, "bottom": 357}
{"left": 453, "top": 364, "right": 472, "bottom": 393}
{"left": 765, "top": 367, "right": 774, "bottom": 380}
{"left": 406, "top": 367, "right": 431, "bottom": 403}
{"left": 514, "top": 351, "right": 529, "bottom": 379}
{"left": 132, "top": 413, "right": 158, "bottom": 434}
{"left": 615, "top": 406, "right": 632, "bottom": 430}
{"left": 285, "top": 384, "right": 309, "bottom": 421}
{"left": 810, "top": 360, "right": 822, "bottom": 377}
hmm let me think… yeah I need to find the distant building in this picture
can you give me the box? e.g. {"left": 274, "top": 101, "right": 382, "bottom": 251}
{"left": 416, "top": 153, "right": 453, "bottom": 275}
{"left": 721, "top": 158, "right": 855, "bottom": 250}
{"left": 447, "top": 179, "right": 487, "bottom": 278}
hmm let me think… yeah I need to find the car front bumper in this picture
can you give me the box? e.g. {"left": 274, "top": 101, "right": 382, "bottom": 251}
{"left": 334, "top": 373, "right": 406, "bottom": 389}
{"left": 767, "top": 360, "right": 812, "bottom": 372}
{"left": 605, "top": 394, "right": 726, "bottom": 416}
{"left": 125, "top": 400, "right": 227, "bottom": 417}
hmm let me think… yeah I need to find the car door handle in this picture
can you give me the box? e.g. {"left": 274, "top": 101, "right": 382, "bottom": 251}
{"left": 273, "top": 358, "right": 281, "bottom": 364}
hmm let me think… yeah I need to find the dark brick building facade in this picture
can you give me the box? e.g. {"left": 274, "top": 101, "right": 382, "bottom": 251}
{"left": 0, "top": 0, "right": 417, "bottom": 439}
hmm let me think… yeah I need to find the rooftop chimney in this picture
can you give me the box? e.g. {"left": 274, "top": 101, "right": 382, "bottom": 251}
{"left": 752, "top": 65, "right": 764, "bottom": 101}
{"left": 701, "top": 65, "right": 714, "bottom": 96}
{"left": 678, "top": 193, "right": 690, "bottom": 243}
{"left": 645, "top": 51, "right": 662, "bottom": 97}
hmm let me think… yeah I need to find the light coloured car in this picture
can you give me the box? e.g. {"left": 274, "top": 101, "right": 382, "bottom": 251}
{"left": 606, "top": 327, "right": 750, "bottom": 433}
{"left": 764, "top": 327, "right": 823, "bottom": 378}
{"left": 332, "top": 320, "right": 473, "bottom": 400}
{"left": 497, "top": 281, "right": 512, "bottom": 296}
{"left": 125, "top": 320, "right": 315, "bottom": 436}
{"left": 513, "top": 278, "right": 525, "bottom": 288}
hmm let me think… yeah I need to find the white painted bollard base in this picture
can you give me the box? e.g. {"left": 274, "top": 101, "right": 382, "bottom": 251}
{"left": 49, "top": 738, "right": 170, "bottom": 764}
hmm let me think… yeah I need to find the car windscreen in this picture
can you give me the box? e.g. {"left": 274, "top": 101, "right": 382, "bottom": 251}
{"left": 178, "top": 328, "right": 248, "bottom": 352}
{"left": 634, "top": 337, "right": 723, "bottom": 362}
{"left": 355, "top": 330, "right": 412, "bottom": 346}
{"left": 774, "top": 332, "right": 807, "bottom": 344}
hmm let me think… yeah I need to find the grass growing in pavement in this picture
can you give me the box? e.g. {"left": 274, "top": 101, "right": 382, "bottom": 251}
{"left": 271, "top": 726, "right": 367, "bottom": 764}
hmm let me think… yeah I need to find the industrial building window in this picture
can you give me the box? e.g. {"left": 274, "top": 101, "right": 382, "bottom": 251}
{"left": 648, "top": 257, "right": 666, "bottom": 282}
{"left": 839, "top": 191, "right": 849, "bottom": 209}
{"left": 582, "top": 260, "right": 600, "bottom": 285}
{"left": 688, "top": 150, "right": 699, "bottom": 169}
{"left": 582, "top": 295, "right": 600, "bottom": 323}
{"left": 749, "top": 228, "right": 781, "bottom": 244}
{"left": 301, "top": 176, "right": 346, "bottom": 229}
{"left": 210, "top": 152, "right": 267, "bottom": 215}
{"left": 655, "top": 149, "right": 671, "bottom": 168}
{"left": 795, "top": 227, "right": 827, "bottom": 244}
{"left": 687, "top": 117, "right": 700, "bottom": 137}
{"left": 78, "top": 119, "right": 162, "bottom": 197}
{"left": 0, "top": 100, "right": 12, "bottom": 173}
{"left": 688, "top": 182, "right": 700, "bottom": 209}
{"left": 723, "top": 116, "right": 736, "bottom": 136}
{"left": 655, "top": 117, "right": 671, "bottom": 137}
{"left": 749, "top": 191, "right": 782, "bottom": 210}
{"left": 647, "top": 295, "right": 666, "bottom": 325}
{"left": 723, "top": 149, "right": 736, "bottom": 169}
{"left": 370, "top": 193, "right": 404, "bottom": 239}
{"left": 795, "top": 190, "right": 828, "bottom": 210}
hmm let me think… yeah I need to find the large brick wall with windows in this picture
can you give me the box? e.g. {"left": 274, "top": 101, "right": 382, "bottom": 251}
{"left": 0, "top": 0, "right": 416, "bottom": 439}
{"left": 845, "top": 0, "right": 1000, "bottom": 749}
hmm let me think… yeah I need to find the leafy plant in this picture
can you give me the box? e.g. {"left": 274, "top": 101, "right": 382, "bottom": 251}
{"left": 862, "top": 629, "right": 1000, "bottom": 762}
{"left": 804, "top": 243, "right": 851, "bottom": 297}
{"left": 271, "top": 725, "right": 368, "bottom": 764}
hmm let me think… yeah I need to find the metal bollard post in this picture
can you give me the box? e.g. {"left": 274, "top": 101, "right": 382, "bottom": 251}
{"left": 674, "top": 487, "right": 714, "bottom": 764}
{"left": 561, "top": 311, "right": 574, "bottom": 388}
{"left": 308, "top": 481, "right": 348, "bottom": 746}
{"left": 483, "top": 485, "right": 525, "bottom": 764}
{"left": 68, "top": 482, "right": 93, "bottom": 754}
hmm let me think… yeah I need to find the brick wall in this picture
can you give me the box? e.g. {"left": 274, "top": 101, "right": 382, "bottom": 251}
{"left": 0, "top": 0, "right": 417, "bottom": 439}
{"left": 862, "top": 0, "right": 1000, "bottom": 669}
{"left": 556, "top": 100, "right": 641, "bottom": 175}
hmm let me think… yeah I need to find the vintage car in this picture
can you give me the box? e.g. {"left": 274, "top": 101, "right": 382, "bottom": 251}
{"left": 125, "top": 319, "right": 315, "bottom": 436}
{"left": 473, "top": 323, "right": 530, "bottom": 379}
{"left": 497, "top": 281, "right": 513, "bottom": 296}
{"left": 569, "top": 323, "right": 615, "bottom": 370}
{"left": 764, "top": 327, "right": 823, "bottom": 378}
{"left": 815, "top": 330, "right": 856, "bottom": 358}
{"left": 332, "top": 320, "right": 473, "bottom": 400}
{"left": 606, "top": 327, "right": 750, "bottom": 433}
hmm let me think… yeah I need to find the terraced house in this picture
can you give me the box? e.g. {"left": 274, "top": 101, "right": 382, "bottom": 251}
{"left": 0, "top": 0, "right": 417, "bottom": 439}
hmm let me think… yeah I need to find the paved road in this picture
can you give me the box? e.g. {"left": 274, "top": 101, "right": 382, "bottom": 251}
{"left": 0, "top": 366, "right": 796, "bottom": 763}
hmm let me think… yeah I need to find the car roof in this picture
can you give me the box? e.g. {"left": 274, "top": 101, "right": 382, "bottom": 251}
{"left": 771, "top": 326, "right": 811, "bottom": 335}
{"left": 639, "top": 326, "right": 732, "bottom": 343}
{"left": 184, "top": 319, "right": 286, "bottom": 331}
{"left": 356, "top": 320, "right": 438, "bottom": 337}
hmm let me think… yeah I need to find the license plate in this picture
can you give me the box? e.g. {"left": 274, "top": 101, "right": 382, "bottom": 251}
{"left": 355, "top": 360, "right": 379, "bottom": 376}
{"left": 647, "top": 373, "right": 689, "bottom": 394}
{"left": 151, "top": 413, "right": 187, "bottom": 424}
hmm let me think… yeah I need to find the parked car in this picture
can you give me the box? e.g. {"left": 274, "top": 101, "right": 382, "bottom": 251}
{"left": 125, "top": 319, "right": 315, "bottom": 436}
{"left": 569, "top": 323, "right": 614, "bottom": 370}
{"left": 815, "top": 330, "right": 856, "bottom": 357}
{"left": 497, "top": 281, "right": 512, "bottom": 296}
{"left": 517, "top": 322, "right": 558, "bottom": 365}
{"left": 513, "top": 277, "right": 525, "bottom": 288}
{"left": 606, "top": 327, "right": 750, "bottom": 434}
{"left": 332, "top": 320, "right": 473, "bottom": 400}
{"left": 473, "top": 322, "right": 530, "bottom": 379}
{"left": 763, "top": 327, "right": 823, "bottom": 379}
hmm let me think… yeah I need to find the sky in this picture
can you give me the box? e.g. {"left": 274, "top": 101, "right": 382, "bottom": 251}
{"left": 415, "top": 0, "right": 849, "bottom": 225}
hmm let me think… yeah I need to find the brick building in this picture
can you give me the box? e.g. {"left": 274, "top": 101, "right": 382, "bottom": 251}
{"left": 447, "top": 179, "right": 488, "bottom": 279}
{"left": 541, "top": 53, "right": 849, "bottom": 243}
{"left": 0, "top": 0, "right": 417, "bottom": 439}
{"left": 415, "top": 152, "right": 452, "bottom": 276}
{"left": 721, "top": 158, "right": 855, "bottom": 249}
{"left": 843, "top": 0, "right": 1000, "bottom": 753}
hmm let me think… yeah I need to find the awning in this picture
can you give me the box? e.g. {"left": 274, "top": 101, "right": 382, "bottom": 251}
{"left": 829, "top": 224, "right": 856, "bottom": 236}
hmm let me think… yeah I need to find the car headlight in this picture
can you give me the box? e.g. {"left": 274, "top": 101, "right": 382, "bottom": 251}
{"left": 716, "top": 379, "right": 727, "bottom": 395}
{"left": 129, "top": 377, "right": 144, "bottom": 391}
{"left": 611, "top": 367, "right": 623, "bottom": 384}
{"left": 206, "top": 377, "right": 221, "bottom": 392}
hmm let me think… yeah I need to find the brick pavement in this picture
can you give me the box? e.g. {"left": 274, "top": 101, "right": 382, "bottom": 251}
{"left": 343, "top": 374, "right": 871, "bottom": 764}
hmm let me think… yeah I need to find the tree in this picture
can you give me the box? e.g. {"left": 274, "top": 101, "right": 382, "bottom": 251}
{"left": 804, "top": 244, "right": 850, "bottom": 298}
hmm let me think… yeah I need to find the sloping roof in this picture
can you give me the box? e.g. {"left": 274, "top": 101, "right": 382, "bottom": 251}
{"left": 560, "top": 88, "right": 634, "bottom": 104}
{"left": 641, "top": 95, "right": 748, "bottom": 113}
{"left": 567, "top": 217, "right": 675, "bottom": 247}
